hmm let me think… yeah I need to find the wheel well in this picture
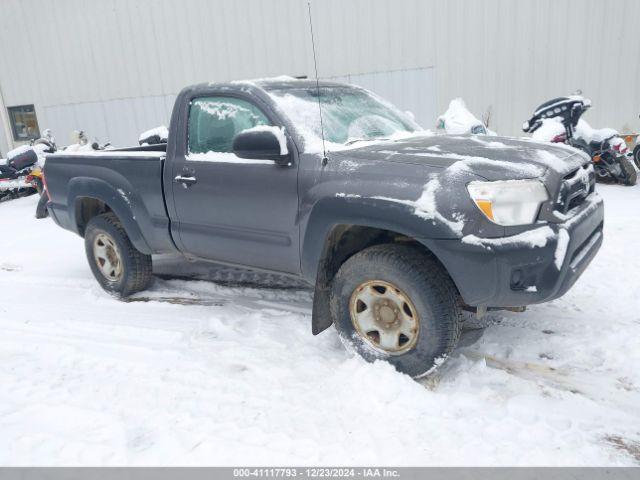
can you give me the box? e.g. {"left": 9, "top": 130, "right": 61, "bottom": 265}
{"left": 311, "top": 225, "right": 453, "bottom": 335}
{"left": 75, "top": 197, "right": 112, "bottom": 236}
{"left": 317, "top": 224, "right": 454, "bottom": 291}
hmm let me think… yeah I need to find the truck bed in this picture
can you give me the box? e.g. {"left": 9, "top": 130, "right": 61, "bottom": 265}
{"left": 44, "top": 149, "right": 177, "bottom": 254}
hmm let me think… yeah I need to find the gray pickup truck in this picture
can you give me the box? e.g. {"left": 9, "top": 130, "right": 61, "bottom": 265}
{"left": 44, "top": 78, "right": 604, "bottom": 377}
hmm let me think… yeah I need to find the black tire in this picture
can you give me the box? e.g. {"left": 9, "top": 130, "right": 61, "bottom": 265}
{"left": 620, "top": 156, "right": 637, "bottom": 186}
{"left": 633, "top": 145, "right": 640, "bottom": 170}
{"left": 35, "top": 192, "right": 49, "bottom": 219}
{"left": 330, "top": 244, "right": 462, "bottom": 378}
{"left": 84, "top": 212, "right": 153, "bottom": 297}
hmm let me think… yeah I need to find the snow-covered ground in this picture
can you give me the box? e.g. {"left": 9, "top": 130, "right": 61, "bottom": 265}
{"left": 0, "top": 187, "right": 639, "bottom": 466}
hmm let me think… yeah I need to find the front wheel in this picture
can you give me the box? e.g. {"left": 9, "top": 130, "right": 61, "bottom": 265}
{"left": 620, "top": 156, "right": 637, "bottom": 186}
{"left": 330, "top": 244, "right": 462, "bottom": 378}
{"left": 633, "top": 144, "right": 640, "bottom": 170}
{"left": 84, "top": 212, "right": 153, "bottom": 297}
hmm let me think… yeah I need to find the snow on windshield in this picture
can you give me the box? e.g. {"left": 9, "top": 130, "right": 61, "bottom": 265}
{"left": 267, "top": 86, "right": 421, "bottom": 153}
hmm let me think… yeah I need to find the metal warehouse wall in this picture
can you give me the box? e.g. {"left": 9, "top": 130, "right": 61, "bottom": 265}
{"left": 0, "top": 0, "right": 639, "bottom": 153}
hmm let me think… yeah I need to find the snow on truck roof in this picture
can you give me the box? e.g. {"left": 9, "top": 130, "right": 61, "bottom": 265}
{"left": 202, "top": 76, "right": 358, "bottom": 92}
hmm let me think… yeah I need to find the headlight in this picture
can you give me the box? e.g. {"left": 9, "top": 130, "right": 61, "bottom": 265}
{"left": 466, "top": 180, "right": 549, "bottom": 226}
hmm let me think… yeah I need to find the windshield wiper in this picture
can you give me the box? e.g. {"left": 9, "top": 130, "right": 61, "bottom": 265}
{"left": 345, "top": 137, "right": 389, "bottom": 146}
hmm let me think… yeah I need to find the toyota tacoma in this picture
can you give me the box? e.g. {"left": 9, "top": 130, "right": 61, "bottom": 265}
{"left": 43, "top": 78, "right": 604, "bottom": 377}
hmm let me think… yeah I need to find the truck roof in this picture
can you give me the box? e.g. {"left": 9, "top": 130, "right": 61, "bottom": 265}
{"left": 189, "top": 76, "right": 355, "bottom": 95}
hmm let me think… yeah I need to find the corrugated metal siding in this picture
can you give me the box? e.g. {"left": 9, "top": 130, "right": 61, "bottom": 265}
{"left": 331, "top": 68, "right": 438, "bottom": 129}
{"left": 0, "top": 0, "right": 638, "bottom": 147}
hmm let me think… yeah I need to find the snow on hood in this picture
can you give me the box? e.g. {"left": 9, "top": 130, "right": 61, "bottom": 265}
{"left": 337, "top": 133, "right": 589, "bottom": 180}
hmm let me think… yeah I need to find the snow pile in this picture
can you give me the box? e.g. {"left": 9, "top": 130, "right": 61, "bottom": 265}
{"left": 575, "top": 119, "right": 618, "bottom": 143}
{"left": 462, "top": 226, "right": 555, "bottom": 249}
{"left": 531, "top": 117, "right": 566, "bottom": 142}
{"left": 138, "top": 126, "right": 169, "bottom": 145}
{"left": 230, "top": 75, "right": 297, "bottom": 87}
{"left": 6, "top": 145, "right": 32, "bottom": 160}
{"left": 0, "top": 186, "right": 639, "bottom": 466}
{"left": 437, "top": 98, "right": 495, "bottom": 135}
{"left": 554, "top": 229, "right": 570, "bottom": 269}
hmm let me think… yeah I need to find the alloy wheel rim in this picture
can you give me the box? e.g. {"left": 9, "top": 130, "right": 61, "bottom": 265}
{"left": 349, "top": 280, "right": 420, "bottom": 355}
{"left": 93, "top": 233, "right": 123, "bottom": 282}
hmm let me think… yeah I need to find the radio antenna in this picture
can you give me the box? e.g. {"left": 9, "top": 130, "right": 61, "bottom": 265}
{"left": 307, "top": 1, "right": 328, "bottom": 163}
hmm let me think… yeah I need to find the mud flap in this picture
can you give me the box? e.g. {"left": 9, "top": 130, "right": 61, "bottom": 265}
{"left": 311, "top": 284, "right": 333, "bottom": 335}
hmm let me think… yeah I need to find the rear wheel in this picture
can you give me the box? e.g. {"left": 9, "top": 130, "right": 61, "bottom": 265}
{"left": 84, "top": 212, "right": 153, "bottom": 296}
{"left": 620, "top": 157, "right": 637, "bottom": 186}
{"left": 35, "top": 192, "right": 49, "bottom": 219}
{"left": 330, "top": 244, "right": 462, "bottom": 378}
{"left": 633, "top": 144, "right": 640, "bottom": 170}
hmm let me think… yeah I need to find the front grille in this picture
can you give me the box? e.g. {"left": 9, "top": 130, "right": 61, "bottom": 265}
{"left": 555, "top": 164, "right": 595, "bottom": 215}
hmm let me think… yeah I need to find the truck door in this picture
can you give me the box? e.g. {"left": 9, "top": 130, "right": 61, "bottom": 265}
{"left": 168, "top": 95, "right": 300, "bottom": 274}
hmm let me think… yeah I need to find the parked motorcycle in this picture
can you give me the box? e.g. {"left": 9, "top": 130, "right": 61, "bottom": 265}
{"left": 0, "top": 145, "right": 41, "bottom": 201}
{"left": 523, "top": 96, "right": 636, "bottom": 186}
{"left": 34, "top": 130, "right": 111, "bottom": 218}
{"left": 630, "top": 116, "right": 640, "bottom": 170}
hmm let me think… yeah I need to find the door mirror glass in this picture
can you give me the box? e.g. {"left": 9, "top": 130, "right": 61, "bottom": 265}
{"left": 232, "top": 126, "right": 290, "bottom": 165}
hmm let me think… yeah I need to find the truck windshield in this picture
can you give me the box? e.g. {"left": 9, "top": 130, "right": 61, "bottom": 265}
{"left": 267, "top": 86, "right": 420, "bottom": 152}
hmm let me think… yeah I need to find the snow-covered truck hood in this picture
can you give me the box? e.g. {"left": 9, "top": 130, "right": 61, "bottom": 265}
{"left": 338, "top": 134, "right": 590, "bottom": 181}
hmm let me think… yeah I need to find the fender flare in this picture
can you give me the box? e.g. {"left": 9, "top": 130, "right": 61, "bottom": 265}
{"left": 301, "top": 196, "right": 458, "bottom": 282}
{"left": 67, "top": 176, "right": 152, "bottom": 254}
{"left": 301, "top": 197, "right": 460, "bottom": 335}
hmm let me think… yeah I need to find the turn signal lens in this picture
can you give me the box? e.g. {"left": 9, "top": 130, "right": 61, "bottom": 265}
{"left": 474, "top": 199, "right": 495, "bottom": 221}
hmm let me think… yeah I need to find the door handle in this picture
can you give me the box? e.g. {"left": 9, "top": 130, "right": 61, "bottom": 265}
{"left": 174, "top": 175, "right": 197, "bottom": 188}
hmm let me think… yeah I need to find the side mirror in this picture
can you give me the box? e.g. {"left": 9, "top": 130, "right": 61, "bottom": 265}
{"left": 232, "top": 127, "right": 291, "bottom": 166}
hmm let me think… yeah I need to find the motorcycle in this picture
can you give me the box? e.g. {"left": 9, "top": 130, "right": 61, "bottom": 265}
{"left": 34, "top": 130, "right": 111, "bottom": 218}
{"left": 523, "top": 95, "right": 636, "bottom": 186}
{"left": 0, "top": 128, "right": 59, "bottom": 203}
{"left": 0, "top": 145, "right": 41, "bottom": 201}
{"left": 629, "top": 116, "right": 640, "bottom": 170}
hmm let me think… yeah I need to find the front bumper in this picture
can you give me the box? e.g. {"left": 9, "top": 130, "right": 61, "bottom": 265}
{"left": 427, "top": 193, "right": 604, "bottom": 307}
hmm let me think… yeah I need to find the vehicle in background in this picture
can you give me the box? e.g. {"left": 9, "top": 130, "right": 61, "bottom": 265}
{"left": 0, "top": 145, "right": 41, "bottom": 201}
{"left": 436, "top": 98, "right": 496, "bottom": 135}
{"left": 629, "top": 117, "right": 640, "bottom": 170}
{"left": 523, "top": 95, "right": 636, "bottom": 186}
{"left": 44, "top": 78, "right": 603, "bottom": 377}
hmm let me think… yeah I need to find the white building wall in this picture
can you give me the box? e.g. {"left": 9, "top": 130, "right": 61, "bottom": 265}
{"left": 0, "top": 0, "right": 638, "bottom": 149}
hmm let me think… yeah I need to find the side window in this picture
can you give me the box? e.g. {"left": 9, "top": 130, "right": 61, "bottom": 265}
{"left": 188, "top": 96, "right": 271, "bottom": 154}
